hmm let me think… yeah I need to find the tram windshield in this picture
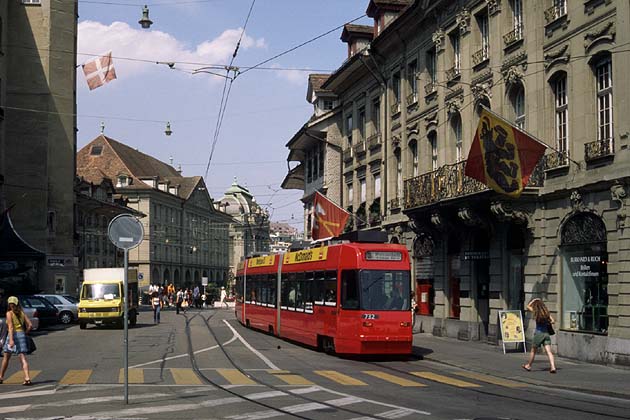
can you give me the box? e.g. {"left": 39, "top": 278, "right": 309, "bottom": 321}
{"left": 342, "top": 270, "right": 410, "bottom": 311}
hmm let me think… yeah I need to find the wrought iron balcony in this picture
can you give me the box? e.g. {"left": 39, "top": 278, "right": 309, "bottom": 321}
{"left": 585, "top": 139, "right": 614, "bottom": 162}
{"left": 542, "top": 151, "right": 569, "bottom": 170}
{"left": 367, "top": 133, "right": 382, "bottom": 149}
{"left": 503, "top": 25, "right": 523, "bottom": 46}
{"left": 406, "top": 92, "right": 418, "bottom": 106}
{"left": 472, "top": 46, "right": 489, "bottom": 67}
{"left": 424, "top": 82, "right": 437, "bottom": 96}
{"left": 446, "top": 66, "right": 461, "bottom": 81}
{"left": 545, "top": 4, "right": 567, "bottom": 24}
{"left": 403, "top": 159, "right": 545, "bottom": 209}
{"left": 390, "top": 101, "right": 400, "bottom": 115}
{"left": 342, "top": 148, "right": 353, "bottom": 162}
{"left": 352, "top": 141, "right": 366, "bottom": 155}
{"left": 388, "top": 197, "right": 402, "bottom": 210}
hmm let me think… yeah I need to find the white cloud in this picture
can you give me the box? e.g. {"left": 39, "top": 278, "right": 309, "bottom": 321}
{"left": 77, "top": 21, "right": 267, "bottom": 79}
{"left": 271, "top": 64, "right": 308, "bottom": 86}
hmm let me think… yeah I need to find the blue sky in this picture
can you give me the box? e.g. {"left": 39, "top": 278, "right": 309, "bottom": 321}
{"left": 77, "top": 0, "right": 372, "bottom": 231}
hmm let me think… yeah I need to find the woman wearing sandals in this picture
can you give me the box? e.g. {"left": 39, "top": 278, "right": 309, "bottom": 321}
{"left": 522, "top": 298, "right": 557, "bottom": 374}
{"left": 0, "top": 296, "right": 34, "bottom": 385}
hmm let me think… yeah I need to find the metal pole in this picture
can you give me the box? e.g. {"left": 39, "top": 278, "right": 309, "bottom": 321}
{"left": 124, "top": 248, "right": 129, "bottom": 404}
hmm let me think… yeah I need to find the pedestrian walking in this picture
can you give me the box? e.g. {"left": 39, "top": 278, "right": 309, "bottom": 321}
{"left": 151, "top": 292, "right": 162, "bottom": 324}
{"left": 522, "top": 298, "right": 557, "bottom": 374}
{"left": 176, "top": 288, "right": 183, "bottom": 314}
{"left": 0, "top": 296, "right": 34, "bottom": 385}
{"left": 220, "top": 287, "right": 229, "bottom": 309}
{"left": 193, "top": 285, "right": 200, "bottom": 309}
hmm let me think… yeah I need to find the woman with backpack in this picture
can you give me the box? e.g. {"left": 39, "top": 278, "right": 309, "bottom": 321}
{"left": 0, "top": 296, "right": 34, "bottom": 385}
{"left": 522, "top": 298, "right": 557, "bottom": 374}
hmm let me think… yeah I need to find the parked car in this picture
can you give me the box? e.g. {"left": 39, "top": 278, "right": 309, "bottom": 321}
{"left": 18, "top": 295, "right": 58, "bottom": 327}
{"left": 37, "top": 294, "right": 78, "bottom": 324}
{"left": 0, "top": 308, "right": 39, "bottom": 332}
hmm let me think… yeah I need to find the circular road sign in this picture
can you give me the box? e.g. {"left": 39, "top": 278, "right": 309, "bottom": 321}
{"left": 108, "top": 214, "right": 145, "bottom": 250}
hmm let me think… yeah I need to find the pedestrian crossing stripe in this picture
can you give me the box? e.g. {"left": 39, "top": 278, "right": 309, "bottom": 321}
{"left": 60, "top": 369, "right": 92, "bottom": 385}
{"left": 216, "top": 368, "right": 256, "bottom": 385}
{"left": 410, "top": 371, "right": 481, "bottom": 388}
{"left": 450, "top": 371, "right": 527, "bottom": 388}
{"left": 314, "top": 370, "right": 367, "bottom": 386}
{"left": 362, "top": 371, "right": 426, "bottom": 387}
{"left": 119, "top": 368, "right": 144, "bottom": 384}
{"left": 170, "top": 368, "right": 203, "bottom": 385}
{"left": 4, "top": 370, "right": 41, "bottom": 384}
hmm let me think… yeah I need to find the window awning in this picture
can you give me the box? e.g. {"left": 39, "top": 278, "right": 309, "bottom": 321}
{"left": 281, "top": 163, "right": 305, "bottom": 190}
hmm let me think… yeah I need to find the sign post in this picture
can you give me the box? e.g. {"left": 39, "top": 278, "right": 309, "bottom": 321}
{"left": 108, "top": 214, "right": 144, "bottom": 405}
{"left": 498, "top": 310, "right": 526, "bottom": 354}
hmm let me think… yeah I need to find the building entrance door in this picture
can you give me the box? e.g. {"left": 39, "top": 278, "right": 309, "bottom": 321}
{"left": 475, "top": 259, "right": 490, "bottom": 339}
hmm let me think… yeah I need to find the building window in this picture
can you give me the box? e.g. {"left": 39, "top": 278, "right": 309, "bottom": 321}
{"left": 47, "top": 211, "right": 56, "bottom": 234}
{"left": 319, "top": 143, "right": 325, "bottom": 173}
{"left": 450, "top": 32, "right": 461, "bottom": 72}
{"left": 407, "top": 60, "right": 418, "bottom": 102}
{"left": 358, "top": 107, "right": 366, "bottom": 140}
{"left": 511, "top": 85, "right": 525, "bottom": 129}
{"left": 395, "top": 150, "right": 402, "bottom": 198}
{"left": 392, "top": 72, "right": 401, "bottom": 105}
{"left": 554, "top": 75, "right": 569, "bottom": 156}
{"left": 409, "top": 140, "right": 418, "bottom": 177}
{"left": 347, "top": 183, "right": 353, "bottom": 205}
{"left": 372, "top": 98, "right": 381, "bottom": 134}
{"left": 306, "top": 150, "right": 313, "bottom": 183}
{"left": 429, "top": 132, "right": 438, "bottom": 171}
{"left": 117, "top": 175, "right": 129, "bottom": 188}
{"left": 451, "top": 114, "right": 463, "bottom": 162}
{"left": 21, "top": 0, "right": 42, "bottom": 4}
{"left": 90, "top": 145, "right": 103, "bottom": 156}
{"left": 374, "top": 174, "right": 381, "bottom": 198}
{"left": 323, "top": 99, "right": 334, "bottom": 111}
{"left": 595, "top": 57, "right": 613, "bottom": 144}
{"left": 555, "top": 0, "right": 567, "bottom": 16}
{"left": 426, "top": 48, "right": 437, "bottom": 85}
{"left": 359, "top": 178, "right": 366, "bottom": 204}
{"left": 345, "top": 113, "right": 353, "bottom": 145}
{"left": 512, "top": 0, "right": 523, "bottom": 38}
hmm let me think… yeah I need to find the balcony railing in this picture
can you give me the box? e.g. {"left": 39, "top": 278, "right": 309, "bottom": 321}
{"left": 342, "top": 148, "right": 353, "bottom": 162}
{"left": 472, "top": 46, "right": 489, "bottom": 67}
{"left": 367, "top": 133, "right": 382, "bottom": 149}
{"left": 388, "top": 197, "right": 402, "bottom": 210}
{"left": 446, "top": 66, "right": 461, "bottom": 81}
{"left": 352, "top": 141, "right": 366, "bottom": 155}
{"left": 542, "top": 151, "right": 569, "bottom": 170}
{"left": 390, "top": 101, "right": 400, "bottom": 115}
{"left": 403, "top": 159, "right": 545, "bottom": 209}
{"left": 424, "top": 82, "right": 437, "bottom": 96}
{"left": 406, "top": 92, "right": 418, "bottom": 106}
{"left": 585, "top": 139, "right": 614, "bottom": 162}
{"left": 545, "top": 4, "right": 567, "bottom": 24}
{"left": 503, "top": 25, "right": 523, "bottom": 46}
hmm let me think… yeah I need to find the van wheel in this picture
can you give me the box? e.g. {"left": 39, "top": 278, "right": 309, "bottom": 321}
{"left": 322, "top": 336, "right": 335, "bottom": 354}
{"left": 79, "top": 322, "right": 87, "bottom": 330}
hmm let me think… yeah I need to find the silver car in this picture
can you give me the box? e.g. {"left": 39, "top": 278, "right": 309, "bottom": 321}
{"left": 37, "top": 294, "right": 78, "bottom": 325}
{"left": 0, "top": 309, "right": 39, "bottom": 332}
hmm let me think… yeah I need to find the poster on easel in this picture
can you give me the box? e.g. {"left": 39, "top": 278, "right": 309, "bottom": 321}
{"left": 498, "top": 310, "right": 526, "bottom": 354}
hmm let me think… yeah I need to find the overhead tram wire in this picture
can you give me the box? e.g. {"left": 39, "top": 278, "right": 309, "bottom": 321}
{"left": 203, "top": 0, "right": 256, "bottom": 179}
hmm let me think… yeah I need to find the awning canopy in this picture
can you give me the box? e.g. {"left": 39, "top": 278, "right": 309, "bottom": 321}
{"left": 0, "top": 208, "right": 45, "bottom": 260}
{"left": 286, "top": 126, "right": 327, "bottom": 162}
{"left": 281, "top": 163, "right": 305, "bottom": 190}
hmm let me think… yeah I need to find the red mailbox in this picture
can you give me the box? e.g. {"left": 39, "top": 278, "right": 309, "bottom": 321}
{"left": 417, "top": 283, "right": 432, "bottom": 315}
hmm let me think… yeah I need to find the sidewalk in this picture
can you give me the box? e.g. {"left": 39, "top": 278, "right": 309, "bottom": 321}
{"left": 412, "top": 333, "right": 630, "bottom": 399}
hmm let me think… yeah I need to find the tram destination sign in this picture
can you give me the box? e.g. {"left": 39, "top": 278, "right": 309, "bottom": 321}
{"left": 283, "top": 247, "right": 328, "bottom": 265}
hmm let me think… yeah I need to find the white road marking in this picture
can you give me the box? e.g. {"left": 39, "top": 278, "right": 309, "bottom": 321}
{"left": 0, "top": 389, "right": 56, "bottom": 401}
{"left": 226, "top": 410, "right": 282, "bottom": 420}
{"left": 83, "top": 396, "right": 241, "bottom": 417}
{"left": 283, "top": 402, "right": 329, "bottom": 413}
{"left": 129, "top": 334, "right": 237, "bottom": 369}
{"left": 325, "top": 396, "right": 364, "bottom": 406}
{"left": 25, "top": 392, "right": 174, "bottom": 409}
{"left": 288, "top": 385, "right": 322, "bottom": 395}
{"left": 378, "top": 408, "right": 417, "bottom": 418}
{"left": 223, "top": 320, "right": 280, "bottom": 370}
{"left": 245, "top": 390, "right": 288, "bottom": 400}
{"left": 0, "top": 404, "right": 31, "bottom": 414}
{"left": 313, "top": 386, "right": 430, "bottom": 416}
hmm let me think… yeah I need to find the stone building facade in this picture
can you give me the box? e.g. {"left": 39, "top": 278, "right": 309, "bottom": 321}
{"left": 77, "top": 135, "right": 231, "bottom": 292}
{"left": 283, "top": 0, "right": 630, "bottom": 366}
{"left": 0, "top": 0, "right": 78, "bottom": 293}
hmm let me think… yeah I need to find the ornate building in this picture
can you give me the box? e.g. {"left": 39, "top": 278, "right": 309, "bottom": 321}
{"left": 218, "top": 179, "right": 270, "bottom": 281}
{"left": 77, "top": 135, "right": 231, "bottom": 291}
{"left": 283, "top": 0, "right": 630, "bottom": 365}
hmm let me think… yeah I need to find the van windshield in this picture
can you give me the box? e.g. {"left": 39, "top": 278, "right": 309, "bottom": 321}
{"left": 82, "top": 284, "right": 120, "bottom": 300}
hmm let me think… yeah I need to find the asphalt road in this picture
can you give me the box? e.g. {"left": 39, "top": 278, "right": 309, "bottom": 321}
{"left": 1, "top": 307, "right": 628, "bottom": 420}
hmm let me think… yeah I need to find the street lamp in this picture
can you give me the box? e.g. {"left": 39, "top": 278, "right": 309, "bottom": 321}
{"left": 165, "top": 121, "right": 173, "bottom": 136}
{"left": 138, "top": 5, "right": 153, "bottom": 29}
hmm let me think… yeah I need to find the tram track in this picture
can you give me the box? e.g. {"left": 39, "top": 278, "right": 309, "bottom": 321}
{"left": 183, "top": 310, "right": 406, "bottom": 420}
{"left": 365, "top": 359, "right": 630, "bottom": 419}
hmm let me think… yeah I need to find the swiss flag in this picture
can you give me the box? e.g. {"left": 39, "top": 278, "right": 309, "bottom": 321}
{"left": 82, "top": 51, "right": 117, "bottom": 90}
{"left": 312, "top": 192, "right": 350, "bottom": 240}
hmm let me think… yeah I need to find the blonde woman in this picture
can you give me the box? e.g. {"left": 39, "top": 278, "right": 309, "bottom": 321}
{"left": 1, "top": 296, "right": 34, "bottom": 385}
{"left": 522, "top": 298, "right": 557, "bottom": 374}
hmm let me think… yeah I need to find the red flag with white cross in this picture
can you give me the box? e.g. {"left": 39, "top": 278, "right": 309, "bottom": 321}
{"left": 82, "top": 51, "right": 117, "bottom": 90}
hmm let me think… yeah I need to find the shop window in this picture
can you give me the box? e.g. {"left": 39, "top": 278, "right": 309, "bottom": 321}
{"left": 561, "top": 212, "right": 608, "bottom": 334}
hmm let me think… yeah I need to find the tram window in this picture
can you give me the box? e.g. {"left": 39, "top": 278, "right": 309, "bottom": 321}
{"left": 341, "top": 270, "right": 359, "bottom": 310}
{"left": 260, "top": 279, "right": 267, "bottom": 305}
{"left": 287, "top": 281, "right": 296, "bottom": 308}
{"left": 281, "top": 275, "right": 290, "bottom": 309}
{"left": 314, "top": 271, "right": 326, "bottom": 304}
{"left": 295, "top": 281, "right": 305, "bottom": 311}
{"left": 325, "top": 271, "right": 337, "bottom": 306}
{"left": 303, "top": 280, "right": 314, "bottom": 313}
{"left": 235, "top": 277, "right": 243, "bottom": 303}
{"left": 268, "top": 274, "right": 277, "bottom": 307}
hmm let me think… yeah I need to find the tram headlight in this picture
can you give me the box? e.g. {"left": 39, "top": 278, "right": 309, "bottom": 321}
{"left": 362, "top": 321, "right": 373, "bottom": 327}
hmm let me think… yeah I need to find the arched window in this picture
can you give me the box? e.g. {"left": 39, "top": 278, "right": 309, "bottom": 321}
{"left": 510, "top": 84, "right": 525, "bottom": 129}
{"left": 428, "top": 131, "right": 438, "bottom": 171}
{"left": 409, "top": 140, "right": 418, "bottom": 177}
{"left": 451, "top": 113, "right": 463, "bottom": 162}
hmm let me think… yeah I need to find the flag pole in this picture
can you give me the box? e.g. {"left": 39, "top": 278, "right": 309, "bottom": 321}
{"left": 313, "top": 191, "right": 368, "bottom": 226}
{"left": 479, "top": 105, "right": 581, "bottom": 169}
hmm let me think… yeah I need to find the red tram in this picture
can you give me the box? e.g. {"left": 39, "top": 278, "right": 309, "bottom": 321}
{"left": 235, "top": 238, "right": 412, "bottom": 355}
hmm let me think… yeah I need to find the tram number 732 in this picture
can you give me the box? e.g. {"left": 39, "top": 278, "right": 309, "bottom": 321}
{"left": 235, "top": 241, "right": 413, "bottom": 355}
